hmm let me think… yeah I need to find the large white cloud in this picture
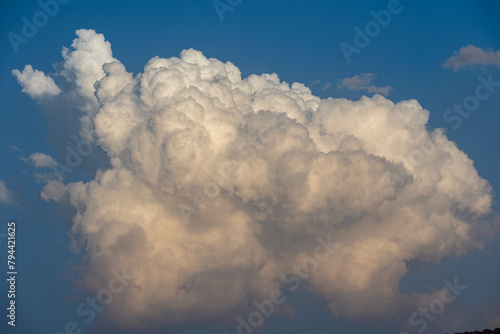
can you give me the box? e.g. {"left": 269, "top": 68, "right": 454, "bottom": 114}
{"left": 14, "top": 30, "right": 496, "bottom": 332}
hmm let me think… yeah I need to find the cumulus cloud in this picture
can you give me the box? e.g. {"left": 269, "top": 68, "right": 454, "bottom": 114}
{"left": 0, "top": 180, "right": 14, "bottom": 205}
{"left": 443, "top": 45, "right": 500, "bottom": 71}
{"left": 337, "top": 73, "right": 392, "bottom": 96}
{"left": 12, "top": 29, "right": 117, "bottom": 176}
{"left": 30, "top": 152, "right": 57, "bottom": 167}
{"left": 15, "top": 30, "right": 496, "bottom": 333}
{"left": 12, "top": 65, "right": 61, "bottom": 99}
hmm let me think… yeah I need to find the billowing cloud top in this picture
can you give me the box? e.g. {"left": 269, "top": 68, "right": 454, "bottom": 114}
{"left": 14, "top": 29, "right": 495, "bottom": 332}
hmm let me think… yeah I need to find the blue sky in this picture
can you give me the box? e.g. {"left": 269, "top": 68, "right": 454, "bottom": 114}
{"left": 1, "top": 0, "right": 499, "bottom": 334}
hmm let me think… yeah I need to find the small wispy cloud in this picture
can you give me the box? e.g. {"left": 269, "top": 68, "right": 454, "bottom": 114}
{"left": 443, "top": 45, "right": 500, "bottom": 71}
{"left": 8, "top": 145, "right": 21, "bottom": 153}
{"left": 311, "top": 80, "right": 332, "bottom": 91}
{"left": 0, "top": 180, "right": 14, "bottom": 205}
{"left": 337, "top": 73, "right": 392, "bottom": 96}
{"left": 322, "top": 82, "right": 332, "bottom": 91}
